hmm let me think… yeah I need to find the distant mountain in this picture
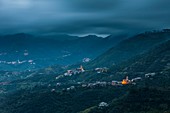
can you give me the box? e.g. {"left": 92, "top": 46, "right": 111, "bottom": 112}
{"left": 39, "top": 34, "right": 80, "bottom": 41}
{"left": 0, "top": 33, "right": 126, "bottom": 71}
{"left": 88, "top": 31, "right": 170, "bottom": 68}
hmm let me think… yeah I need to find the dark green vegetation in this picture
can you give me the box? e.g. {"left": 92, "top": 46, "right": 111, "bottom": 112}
{"left": 0, "top": 30, "right": 170, "bottom": 113}
{"left": 88, "top": 88, "right": 170, "bottom": 113}
{"left": 88, "top": 31, "right": 170, "bottom": 68}
{"left": 0, "top": 86, "right": 126, "bottom": 113}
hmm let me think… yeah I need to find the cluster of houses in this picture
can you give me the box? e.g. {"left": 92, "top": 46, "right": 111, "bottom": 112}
{"left": 81, "top": 81, "right": 108, "bottom": 88}
{"left": 64, "top": 65, "right": 85, "bottom": 76}
{"left": 145, "top": 73, "right": 156, "bottom": 78}
{"left": 111, "top": 76, "right": 142, "bottom": 86}
{"left": 51, "top": 71, "right": 160, "bottom": 93}
{"left": 80, "top": 76, "right": 142, "bottom": 88}
{"left": 0, "top": 59, "right": 35, "bottom": 65}
{"left": 63, "top": 65, "right": 109, "bottom": 77}
{"left": 95, "top": 67, "right": 109, "bottom": 73}
{"left": 53, "top": 65, "right": 158, "bottom": 93}
{"left": 98, "top": 102, "right": 109, "bottom": 109}
{"left": 66, "top": 86, "right": 75, "bottom": 91}
{"left": 53, "top": 76, "right": 143, "bottom": 92}
{"left": 56, "top": 65, "right": 110, "bottom": 81}
{"left": 82, "top": 58, "right": 91, "bottom": 63}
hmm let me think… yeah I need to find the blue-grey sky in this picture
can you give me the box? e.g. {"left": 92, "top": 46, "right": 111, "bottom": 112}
{"left": 0, "top": 0, "right": 170, "bottom": 36}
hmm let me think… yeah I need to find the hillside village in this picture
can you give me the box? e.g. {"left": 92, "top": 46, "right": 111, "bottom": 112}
{"left": 0, "top": 64, "right": 155, "bottom": 95}
{"left": 50, "top": 65, "right": 158, "bottom": 92}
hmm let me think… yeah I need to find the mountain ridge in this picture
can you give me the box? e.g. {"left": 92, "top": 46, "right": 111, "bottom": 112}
{"left": 87, "top": 31, "right": 170, "bottom": 68}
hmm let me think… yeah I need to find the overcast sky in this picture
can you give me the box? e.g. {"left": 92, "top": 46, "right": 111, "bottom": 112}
{"left": 0, "top": 0, "right": 170, "bottom": 36}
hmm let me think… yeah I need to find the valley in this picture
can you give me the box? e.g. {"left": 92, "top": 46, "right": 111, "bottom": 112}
{"left": 0, "top": 30, "right": 170, "bottom": 113}
{"left": 0, "top": 33, "right": 125, "bottom": 71}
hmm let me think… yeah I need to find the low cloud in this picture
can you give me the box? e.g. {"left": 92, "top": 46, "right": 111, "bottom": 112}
{"left": 0, "top": 0, "right": 170, "bottom": 36}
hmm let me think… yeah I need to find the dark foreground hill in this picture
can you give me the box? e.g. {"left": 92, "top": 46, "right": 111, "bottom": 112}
{"left": 0, "top": 86, "right": 127, "bottom": 113}
{"left": 87, "top": 88, "right": 170, "bottom": 113}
